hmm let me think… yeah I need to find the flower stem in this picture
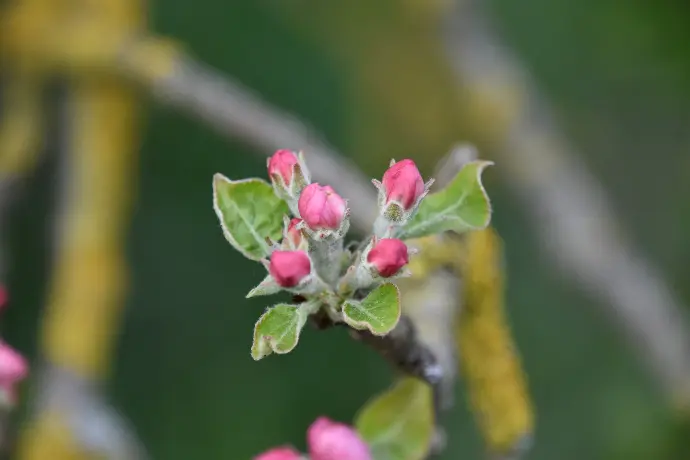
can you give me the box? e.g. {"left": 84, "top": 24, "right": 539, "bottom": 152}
{"left": 309, "top": 238, "right": 343, "bottom": 287}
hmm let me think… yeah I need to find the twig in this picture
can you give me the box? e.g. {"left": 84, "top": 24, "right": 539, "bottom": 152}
{"left": 29, "top": 364, "right": 148, "bottom": 460}
{"left": 310, "top": 311, "right": 447, "bottom": 458}
{"left": 442, "top": 0, "right": 690, "bottom": 403}
{"left": 119, "top": 41, "right": 378, "bottom": 233}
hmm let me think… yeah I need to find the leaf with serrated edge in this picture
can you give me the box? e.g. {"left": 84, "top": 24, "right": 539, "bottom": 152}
{"left": 251, "top": 304, "right": 307, "bottom": 360}
{"left": 213, "top": 174, "right": 289, "bottom": 261}
{"left": 397, "top": 161, "right": 493, "bottom": 240}
{"left": 342, "top": 283, "right": 400, "bottom": 336}
{"left": 355, "top": 378, "right": 434, "bottom": 460}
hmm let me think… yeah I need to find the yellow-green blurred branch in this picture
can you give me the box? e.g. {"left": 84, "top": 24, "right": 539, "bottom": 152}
{"left": 15, "top": 71, "right": 146, "bottom": 460}
{"left": 1, "top": 0, "right": 149, "bottom": 458}
{"left": 442, "top": 0, "right": 690, "bottom": 408}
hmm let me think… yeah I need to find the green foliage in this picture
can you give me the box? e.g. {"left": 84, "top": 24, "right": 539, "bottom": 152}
{"left": 397, "top": 161, "right": 493, "bottom": 240}
{"left": 342, "top": 283, "right": 401, "bottom": 336}
{"left": 212, "top": 174, "right": 289, "bottom": 261}
{"left": 251, "top": 304, "right": 308, "bottom": 360}
{"left": 355, "top": 378, "right": 435, "bottom": 460}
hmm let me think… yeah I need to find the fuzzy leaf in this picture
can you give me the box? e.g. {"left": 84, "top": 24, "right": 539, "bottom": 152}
{"left": 355, "top": 378, "right": 435, "bottom": 460}
{"left": 213, "top": 174, "right": 289, "bottom": 260}
{"left": 397, "top": 161, "right": 493, "bottom": 240}
{"left": 246, "top": 275, "right": 281, "bottom": 298}
{"left": 251, "top": 304, "right": 307, "bottom": 360}
{"left": 342, "top": 283, "right": 400, "bottom": 335}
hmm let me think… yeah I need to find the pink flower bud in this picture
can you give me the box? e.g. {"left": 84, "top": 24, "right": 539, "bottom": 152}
{"left": 367, "top": 238, "right": 409, "bottom": 277}
{"left": 268, "top": 150, "right": 300, "bottom": 185}
{"left": 286, "top": 218, "right": 304, "bottom": 247}
{"left": 307, "top": 417, "right": 372, "bottom": 460}
{"left": 0, "top": 342, "right": 28, "bottom": 383}
{"left": 254, "top": 446, "right": 302, "bottom": 460}
{"left": 269, "top": 250, "right": 311, "bottom": 288}
{"left": 382, "top": 159, "right": 425, "bottom": 210}
{"left": 298, "top": 184, "right": 347, "bottom": 230}
{"left": 0, "top": 285, "right": 7, "bottom": 311}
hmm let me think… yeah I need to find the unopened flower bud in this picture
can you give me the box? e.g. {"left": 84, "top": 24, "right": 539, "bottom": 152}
{"left": 286, "top": 218, "right": 304, "bottom": 248}
{"left": 367, "top": 238, "right": 409, "bottom": 277}
{"left": 0, "top": 285, "right": 7, "bottom": 311}
{"left": 298, "top": 184, "right": 347, "bottom": 231}
{"left": 381, "top": 159, "right": 425, "bottom": 210}
{"left": 269, "top": 250, "right": 311, "bottom": 288}
{"left": 307, "top": 417, "right": 372, "bottom": 460}
{"left": 254, "top": 446, "right": 302, "bottom": 460}
{"left": 268, "top": 150, "right": 299, "bottom": 186}
{"left": 0, "top": 342, "right": 28, "bottom": 383}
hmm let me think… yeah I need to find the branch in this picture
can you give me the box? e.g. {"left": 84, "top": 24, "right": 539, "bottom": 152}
{"left": 29, "top": 364, "right": 148, "bottom": 460}
{"left": 442, "top": 0, "right": 690, "bottom": 403}
{"left": 120, "top": 36, "right": 476, "bottom": 458}
{"left": 310, "top": 311, "right": 447, "bottom": 458}
{"left": 119, "top": 39, "right": 378, "bottom": 233}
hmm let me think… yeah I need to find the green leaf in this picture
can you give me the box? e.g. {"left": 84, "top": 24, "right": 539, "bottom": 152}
{"left": 213, "top": 174, "right": 289, "bottom": 260}
{"left": 251, "top": 304, "right": 307, "bottom": 360}
{"left": 397, "top": 160, "right": 493, "bottom": 240}
{"left": 342, "top": 283, "right": 401, "bottom": 335}
{"left": 355, "top": 378, "right": 435, "bottom": 460}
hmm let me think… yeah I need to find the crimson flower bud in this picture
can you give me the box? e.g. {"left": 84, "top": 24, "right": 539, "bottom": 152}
{"left": 254, "top": 446, "right": 302, "bottom": 460}
{"left": 0, "top": 285, "right": 7, "bottom": 311}
{"left": 286, "top": 218, "right": 304, "bottom": 247}
{"left": 0, "top": 342, "right": 28, "bottom": 384}
{"left": 381, "top": 159, "right": 425, "bottom": 210}
{"left": 308, "top": 417, "right": 372, "bottom": 460}
{"left": 268, "top": 150, "right": 299, "bottom": 186}
{"left": 298, "top": 183, "right": 347, "bottom": 230}
{"left": 367, "top": 238, "right": 409, "bottom": 277}
{"left": 269, "top": 250, "right": 311, "bottom": 288}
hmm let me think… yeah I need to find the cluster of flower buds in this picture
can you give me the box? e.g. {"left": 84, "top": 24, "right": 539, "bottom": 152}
{"left": 372, "top": 159, "right": 433, "bottom": 237}
{"left": 251, "top": 150, "right": 353, "bottom": 296}
{"left": 254, "top": 151, "right": 433, "bottom": 297}
{"left": 0, "top": 286, "right": 28, "bottom": 408}
{"left": 255, "top": 417, "right": 372, "bottom": 460}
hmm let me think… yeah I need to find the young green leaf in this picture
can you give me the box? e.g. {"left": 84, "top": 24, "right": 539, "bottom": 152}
{"left": 251, "top": 304, "right": 307, "bottom": 360}
{"left": 342, "top": 283, "right": 401, "bottom": 336}
{"left": 397, "top": 160, "right": 493, "bottom": 240}
{"left": 355, "top": 377, "right": 435, "bottom": 460}
{"left": 213, "top": 174, "right": 289, "bottom": 261}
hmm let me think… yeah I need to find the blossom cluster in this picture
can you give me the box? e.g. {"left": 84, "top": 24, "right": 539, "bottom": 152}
{"left": 264, "top": 150, "right": 432, "bottom": 294}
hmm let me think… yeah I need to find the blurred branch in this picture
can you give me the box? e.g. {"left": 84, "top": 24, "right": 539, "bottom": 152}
{"left": 15, "top": 74, "right": 148, "bottom": 460}
{"left": 118, "top": 38, "right": 379, "bottom": 233}
{"left": 442, "top": 0, "right": 690, "bottom": 406}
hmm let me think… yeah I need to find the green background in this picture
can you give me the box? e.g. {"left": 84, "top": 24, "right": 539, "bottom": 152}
{"left": 5, "top": 1, "right": 690, "bottom": 459}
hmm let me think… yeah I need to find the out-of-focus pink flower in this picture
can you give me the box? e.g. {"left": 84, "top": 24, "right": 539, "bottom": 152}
{"left": 0, "top": 285, "right": 8, "bottom": 311}
{"left": 268, "top": 150, "right": 300, "bottom": 185}
{"left": 269, "top": 250, "right": 311, "bottom": 287}
{"left": 307, "top": 417, "right": 372, "bottom": 460}
{"left": 0, "top": 342, "right": 28, "bottom": 383}
{"left": 0, "top": 342, "right": 28, "bottom": 405}
{"left": 367, "top": 238, "right": 409, "bottom": 277}
{"left": 254, "top": 446, "right": 302, "bottom": 460}
{"left": 298, "top": 184, "right": 347, "bottom": 230}
{"left": 381, "top": 159, "right": 425, "bottom": 210}
{"left": 286, "top": 218, "right": 304, "bottom": 247}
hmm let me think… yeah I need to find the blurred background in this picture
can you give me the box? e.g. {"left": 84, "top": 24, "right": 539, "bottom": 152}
{"left": 2, "top": 0, "right": 690, "bottom": 459}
